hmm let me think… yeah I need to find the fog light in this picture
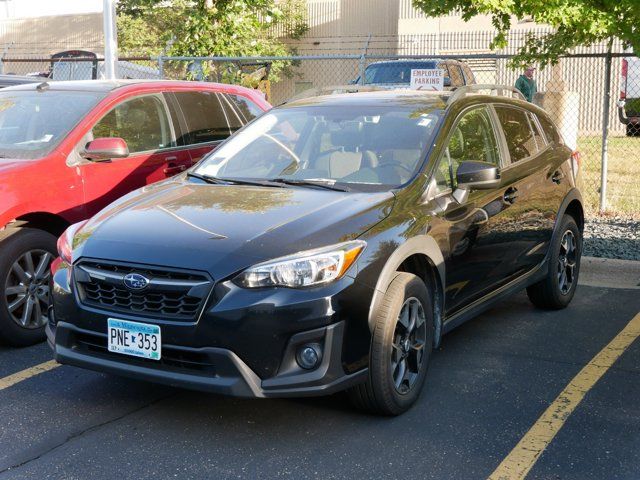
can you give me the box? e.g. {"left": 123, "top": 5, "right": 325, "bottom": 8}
{"left": 296, "top": 343, "right": 322, "bottom": 370}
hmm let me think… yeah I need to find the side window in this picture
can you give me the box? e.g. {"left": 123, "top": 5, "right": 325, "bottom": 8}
{"left": 448, "top": 64, "right": 465, "bottom": 86}
{"left": 227, "top": 94, "right": 263, "bottom": 124}
{"left": 461, "top": 64, "right": 475, "bottom": 84}
{"left": 528, "top": 112, "right": 546, "bottom": 151}
{"left": 92, "top": 95, "right": 172, "bottom": 154}
{"left": 220, "top": 94, "right": 264, "bottom": 134}
{"left": 495, "top": 106, "right": 542, "bottom": 163}
{"left": 435, "top": 107, "right": 500, "bottom": 191}
{"left": 173, "top": 91, "right": 230, "bottom": 145}
{"left": 536, "top": 113, "right": 561, "bottom": 144}
{"left": 436, "top": 62, "right": 452, "bottom": 87}
{"left": 163, "top": 92, "right": 188, "bottom": 147}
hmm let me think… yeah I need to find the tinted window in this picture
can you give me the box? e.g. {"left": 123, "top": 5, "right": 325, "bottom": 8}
{"left": 92, "top": 95, "right": 172, "bottom": 154}
{"left": 461, "top": 63, "right": 475, "bottom": 84}
{"left": 528, "top": 112, "right": 546, "bottom": 150}
{"left": 448, "top": 64, "right": 465, "bottom": 86}
{"left": 536, "top": 113, "right": 561, "bottom": 144}
{"left": 0, "top": 90, "right": 104, "bottom": 159}
{"left": 435, "top": 107, "right": 500, "bottom": 191}
{"left": 364, "top": 61, "right": 452, "bottom": 86}
{"left": 227, "top": 94, "right": 263, "bottom": 123}
{"left": 163, "top": 92, "right": 188, "bottom": 146}
{"left": 220, "top": 94, "right": 262, "bottom": 134}
{"left": 494, "top": 106, "right": 539, "bottom": 163}
{"left": 174, "top": 91, "right": 230, "bottom": 144}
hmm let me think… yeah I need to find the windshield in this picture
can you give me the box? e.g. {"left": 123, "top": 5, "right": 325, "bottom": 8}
{"left": 0, "top": 90, "right": 105, "bottom": 159}
{"left": 194, "top": 103, "right": 442, "bottom": 190}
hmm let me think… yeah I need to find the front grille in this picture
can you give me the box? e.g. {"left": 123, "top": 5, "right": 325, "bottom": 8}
{"left": 75, "top": 261, "right": 212, "bottom": 321}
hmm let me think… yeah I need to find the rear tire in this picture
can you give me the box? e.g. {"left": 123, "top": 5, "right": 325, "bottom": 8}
{"left": 348, "top": 272, "right": 434, "bottom": 416}
{"left": 626, "top": 123, "right": 640, "bottom": 137}
{"left": 0, "top": 227, "right": 57, "bottom": 347}
{"left": 526, "top": 215, "right": 582, "bottom": 310}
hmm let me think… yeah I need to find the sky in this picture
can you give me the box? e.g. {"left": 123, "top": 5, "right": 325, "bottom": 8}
{"left": 0, "top": 0, "right": 102, "bottom": 19}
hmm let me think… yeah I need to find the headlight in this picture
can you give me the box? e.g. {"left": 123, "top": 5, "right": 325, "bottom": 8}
{"left": 57, "top": 220, "right": 88, "bottom": 264}
{"left": 235, "top": 240, "right": 366, "bottom": 288}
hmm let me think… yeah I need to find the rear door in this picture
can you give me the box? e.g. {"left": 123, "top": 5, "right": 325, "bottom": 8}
{"left": 492, "top": 105, "right": 564, "bottom": 274}
{"left": 79, "top": 93, "right": 186, "bottom": 216}
{"left": 171, "top": 90, "right": 265, "bottom": 165}
{"left": 170, "top": 91, "right": 232, "bottom": 164}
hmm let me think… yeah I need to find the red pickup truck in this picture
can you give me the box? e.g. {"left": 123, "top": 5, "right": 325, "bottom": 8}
{"left": 0, "top": 80, "right": 270, "bottom": 346}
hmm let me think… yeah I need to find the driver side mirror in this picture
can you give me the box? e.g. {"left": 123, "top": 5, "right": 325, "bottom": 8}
{"left": 452, "top": 161, "right": 501, "bottom": 203}
{"left": 81, "top": 137, "right": 129, "bottom": 162}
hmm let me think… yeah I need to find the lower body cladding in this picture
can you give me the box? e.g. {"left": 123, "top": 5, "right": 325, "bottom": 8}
{"left": 48, "top": 262, "right": 373, "bottom": 398}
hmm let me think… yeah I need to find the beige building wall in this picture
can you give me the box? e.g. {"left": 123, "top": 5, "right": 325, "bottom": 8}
{"left": 0, "top": 13, "right": 103, "bottom": 75}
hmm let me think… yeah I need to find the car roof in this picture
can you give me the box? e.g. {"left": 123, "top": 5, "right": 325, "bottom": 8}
{"left": 283, "top": 89, "right": 451, "bottom": 109}
{"left": 281, "top": 88, "right": 538, "bottom": 114}
{"left": 367, "top": 59, "right": 461, "bottom": 66}
{"left": 0, "top": 79, "right": 250, "bottom": 94}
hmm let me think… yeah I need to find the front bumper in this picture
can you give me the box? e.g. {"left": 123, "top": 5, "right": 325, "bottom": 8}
{"left": 47, "top": 320, "right": 366, "bottom": 398}
{"left": 49, "top": 260, "right": 374, "bottom": 397}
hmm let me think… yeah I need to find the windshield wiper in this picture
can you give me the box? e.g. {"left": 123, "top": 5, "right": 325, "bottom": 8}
{"left": 270, "top": 178, "right": 350, "bottom": 192}
{"left": 187, "top": 172, "right": 285, "bottom": 188}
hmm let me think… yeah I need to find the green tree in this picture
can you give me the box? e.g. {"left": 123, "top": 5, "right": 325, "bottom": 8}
{"left": 412, "top": 0, "right": 639, "bottom": 66}
{"left": 117, "top": 0, "right": 308, "bottom": 79}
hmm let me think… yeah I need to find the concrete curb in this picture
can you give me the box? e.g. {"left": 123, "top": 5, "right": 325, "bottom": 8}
{"left": 579, "top": 256, "right": 640, "bottom": 289}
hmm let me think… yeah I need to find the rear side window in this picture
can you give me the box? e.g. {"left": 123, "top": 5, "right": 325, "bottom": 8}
{"left": 536, "top": 113, "right": 561, "bottom": 144}
{"left": 494, "top": 106, "right": 540, "bottom": 163}
{"left": 221, "top": 94, "right": 263, "bottom": 134}
{"left": 173, "top": 91, "right": 230, "bottom": 145}
{"left": 461, "top": 64, "right": 475, "bottom": 84}
{"left": 227, "top": 94, "right": 263, "bottom": 123}
{"left": 528, "top": 112, "right": 546, "bottom": 150}
{"left": 92, "top": 95, "right": 172, "bottom": 154}
{"left": 448, "top": 64, "right": 465, "bottom": 86}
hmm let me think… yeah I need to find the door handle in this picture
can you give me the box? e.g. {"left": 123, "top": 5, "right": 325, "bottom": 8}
{"left": 164, "top": 163, "right": 187, "bottom": 175}
{"left": 551, "top": 170, "right": 565, "bottom": 184}
{"left": 164, "top": 156, "right": 178, "bottom": 162}
{"left": 503, "top": 187, "right": 519, "bottom": 204}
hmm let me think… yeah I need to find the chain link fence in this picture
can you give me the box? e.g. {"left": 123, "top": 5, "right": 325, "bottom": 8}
{"left": 1, "top": 50, "right": 637, "bottom": 219}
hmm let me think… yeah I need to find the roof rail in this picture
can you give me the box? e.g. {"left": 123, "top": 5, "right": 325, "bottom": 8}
{"left": 447, "top": 84, "right": 526, "bottom": 105}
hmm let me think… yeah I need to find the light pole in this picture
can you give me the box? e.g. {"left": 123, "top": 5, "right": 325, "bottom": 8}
{"left": 103, "top": 0, "right": 118, "bottom": 79}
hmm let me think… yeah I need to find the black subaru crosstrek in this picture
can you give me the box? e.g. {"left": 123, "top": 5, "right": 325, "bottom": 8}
{"left": 49, "top": 87, "right": 584, "bottom": 415}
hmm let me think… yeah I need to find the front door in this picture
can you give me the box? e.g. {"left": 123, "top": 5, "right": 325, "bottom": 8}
{"left": 429, "top": 106, "right": 520, "bottom": 315}
{"left": 79, "top": 94, "right": 190, "bottom": 217}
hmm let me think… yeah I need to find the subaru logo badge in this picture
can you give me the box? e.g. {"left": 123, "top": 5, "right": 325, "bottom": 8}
{"left": 123, "top": 273, "right": 150, "bottom": 290}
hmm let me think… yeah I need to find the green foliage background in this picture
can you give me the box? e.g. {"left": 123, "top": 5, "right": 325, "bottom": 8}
{"left": 412, "top": 0, "right": 639, "bottom": 67}
{"left": 116, "top": 0, "right": 308, "bottom": 81}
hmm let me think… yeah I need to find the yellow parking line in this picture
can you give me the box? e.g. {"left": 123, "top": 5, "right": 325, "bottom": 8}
{"left": 488, "top": 312, "right": 640, "bottom": 480}
{"left": 0, "top": 360, "right": 60, "bottom": 391}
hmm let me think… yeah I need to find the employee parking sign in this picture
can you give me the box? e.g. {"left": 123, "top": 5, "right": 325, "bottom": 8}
{"left": 410, "top": 69, "right": 445, "bottom": 91}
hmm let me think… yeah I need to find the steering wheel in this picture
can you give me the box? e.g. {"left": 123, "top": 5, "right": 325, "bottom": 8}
{"left": 380, "top": 159, "right": 414, "bottom": 177}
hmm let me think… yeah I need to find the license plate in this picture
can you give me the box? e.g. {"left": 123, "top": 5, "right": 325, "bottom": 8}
{"left": 107, "top": 318, "right": 161, "bottom": 360}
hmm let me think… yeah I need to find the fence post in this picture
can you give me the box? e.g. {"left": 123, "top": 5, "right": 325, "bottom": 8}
{"left": 359, "top": 33, "right": 371, "bottom": 85}
{"left": 599, "top": 41, "right": 613, "bottom": 214}
{"left": 157, "top": 55, "right": 164, "bottom": 78}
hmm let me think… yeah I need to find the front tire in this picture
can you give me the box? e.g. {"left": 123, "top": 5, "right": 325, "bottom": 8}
{"left": 348, "top": 272, "right": 434, "bottom": 416}
{"left": 0, "top": 227, "right": 57, "bottom": 346}
{"left": 527, "top": 215, "right": 582, "bottom": 310}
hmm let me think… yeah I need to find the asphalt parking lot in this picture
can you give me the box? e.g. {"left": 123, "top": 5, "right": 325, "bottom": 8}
{"left": 1, "top": 265, "right": 639, "bottom": 480}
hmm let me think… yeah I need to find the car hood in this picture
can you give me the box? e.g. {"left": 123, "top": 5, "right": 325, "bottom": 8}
{"left": 74, "top": 178, "right": 395, "bottom": 279}
{"left": 0, "top": 158, "right": 33, "bottom": 174}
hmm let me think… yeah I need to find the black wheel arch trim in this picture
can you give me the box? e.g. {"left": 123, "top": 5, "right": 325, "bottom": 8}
{"left": 551, "top": 188, "right": 584, "bottom": 248}
{"left": 367, "top": 235, "right": 445, "bottom": 347}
